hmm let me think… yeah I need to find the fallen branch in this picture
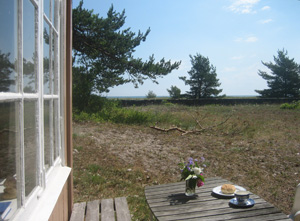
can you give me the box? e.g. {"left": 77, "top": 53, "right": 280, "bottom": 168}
{"left": 150, "top": 126, "right": 188, "bottom": 134}
{"left": 150, "top": 114, "right": 232, "bottom": 135}
{"left": 150, "top": 125, "right": 205, "bottom": 135}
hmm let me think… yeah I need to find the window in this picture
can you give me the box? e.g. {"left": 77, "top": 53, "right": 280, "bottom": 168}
{"left": 0, "top": 0, "right": 67, "bottom": 219}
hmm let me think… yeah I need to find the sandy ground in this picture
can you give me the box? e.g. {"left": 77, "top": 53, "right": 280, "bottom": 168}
{"left": 73, "top": 121, "right": 299, "bottom": 215}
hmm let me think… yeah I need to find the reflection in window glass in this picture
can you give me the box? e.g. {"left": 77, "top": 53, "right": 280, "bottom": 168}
{"left": 53, "top": 99, "right": 59, "bottom": 160}
{"left": 43, "top": 21, "right": 50, "bottom": 94}
{"left": 52, "top": 31, "right": 56, "bottom": 94}
{"left": 53, "top": 0, "right": 58, "bottom": 30}
{"left": 52, "top": 0, "right": 55, "bottom": 23}
{"left": 44, "top": 100, "right": 51, "bottom": 171}
{"left": 0, "top": 1, "right": 17, "bottom": 92}
{"left": 24, "top": 101, "right": 37, "bottom": 197}
{"left": 44, "top": 0, "right": 50, "bottom": 19}
{"left": 0, "top": 102, "right": 19, "bottom": 208}
{"left": 23, "top": 0, "right": 36, "bottom": 93}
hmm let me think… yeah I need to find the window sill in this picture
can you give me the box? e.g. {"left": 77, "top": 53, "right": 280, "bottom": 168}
{"left": 12, "top": 166, "right": 71, "bottom": 221}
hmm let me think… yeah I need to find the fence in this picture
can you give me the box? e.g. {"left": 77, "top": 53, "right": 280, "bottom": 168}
{"left": 118, "top": 98, "right": 299, "bottom": 107}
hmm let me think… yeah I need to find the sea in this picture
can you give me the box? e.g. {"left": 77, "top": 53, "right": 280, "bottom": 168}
{"left": 107, "top": 95, "right": 257, "bottom": 99}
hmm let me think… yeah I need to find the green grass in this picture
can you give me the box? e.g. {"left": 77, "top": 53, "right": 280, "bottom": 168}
{"left": 73, "top": 150, "right": 151, "bottom": 220}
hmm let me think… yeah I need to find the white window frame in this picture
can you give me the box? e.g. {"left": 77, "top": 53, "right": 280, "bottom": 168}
{"left": 0, "top": 0, "right": 71, "bottom": 220}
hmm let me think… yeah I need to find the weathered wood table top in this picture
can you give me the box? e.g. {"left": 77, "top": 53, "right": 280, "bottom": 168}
{"left": 145, "top": 177, "right": 290, "bottom": 221}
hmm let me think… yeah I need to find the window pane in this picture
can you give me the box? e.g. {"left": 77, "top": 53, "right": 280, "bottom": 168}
{"left": 52, "top": 30, "right": 55, "bottom": 94}
{"left": 23, "top": 0, "right": 36, "bottom": 93}
{"left": 53, "top": 0, "right": 58, "bottom": 30}
{"left": 24, "top": 101, "right": 37, "bottom": 197}
{"left": 0, "top": 102, "right": 19, "bottom": 209}
{"left": 44, "top": 0, "right": 50, "bottom": 19}
{"left": 43, "top": 21, "right": 50, "bottom": 94}
{"left": 44, "top": 100, "right": 52, "bottom": 171}
{"left": 53, "top": 99, "right": 59, "bottom": 160}
{"left": 0, "top": 1, "right": 17, "bottom": 92}
{"left": 52, "top": 0, "right": 55, "bottom": 23}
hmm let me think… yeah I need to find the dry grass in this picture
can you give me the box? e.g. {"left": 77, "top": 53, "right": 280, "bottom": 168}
{"left": 73, "top": 104, "right": 300, "bottom": 220}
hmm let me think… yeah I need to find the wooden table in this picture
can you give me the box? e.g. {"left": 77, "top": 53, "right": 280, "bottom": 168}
{"left": 145, "top": 177, "right": 290, "bottom": 221}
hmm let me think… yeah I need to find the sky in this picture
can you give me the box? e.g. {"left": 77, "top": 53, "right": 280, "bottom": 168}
{"left": 72, "top": 0, "right": 300, "bottom": 97}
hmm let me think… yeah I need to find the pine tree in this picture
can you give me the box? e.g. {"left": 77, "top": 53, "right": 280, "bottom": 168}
{"left": 167, "top": 85, "right": 181, "bottom": 99}
{"left": 179, "top": 54, "right": 222, "bottom": 99}
{"left": 255, "top": 49, "right": 300, "bottom": 98}
{"left": 72, "top": 1, "right": 181, "bottom": 111}
{"left": 0, "top": 51, "right": 14, "bottom": 92}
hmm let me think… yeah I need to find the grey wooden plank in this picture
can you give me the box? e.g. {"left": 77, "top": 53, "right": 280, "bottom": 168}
{"left": 85, "top": 200, "right": 99, "bottom": 221}
{"left": 157, "top": 205, "right": 283, "bottom": 221}
{"left": 151, "top": 196, "right": 263, "bottom": 213}
{"left": 145, "top": 178, "right": 226, "bottom": 191}
{"left": 101, "top": 198, "right": 115, "bottom": 221}
{"left": 148, "top": 194, "right": 223, "bottom": 207}
{"left": 145, "top": 177, "right": 225, "bottom": 192}
{"left": 146, "top": 187, "right": 220, "bottom": 200}
{"left": 147, "top": 191, "right": 258, "bottom": 206}
{"left": 115, "top": 197, "right": 131, "bottom": 221}
{"left": 145, "top": 180, "right": 238, "bottom": 199}
{"left": 228, "top": 212, "right": 290, "bottom": 220}
{"left": 181, "top": 211, "right": 290, "bottom": 221}
{"left": 158, "top": 208, "right": 280, "bottom": 221}
{"left": 69, "top": 202, "right": 86, "bottom": 221}
{"left": 154, "top": 199, "right": 273, "bottom": 217}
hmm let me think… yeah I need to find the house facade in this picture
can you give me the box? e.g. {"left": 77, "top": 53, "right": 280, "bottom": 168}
{"left": 0, "top": 0, "right": 73, "bottom": 220}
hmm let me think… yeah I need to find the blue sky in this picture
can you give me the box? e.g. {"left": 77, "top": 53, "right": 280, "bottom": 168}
{"left": 73, "top": 0, "right": 300, "bottom": 97}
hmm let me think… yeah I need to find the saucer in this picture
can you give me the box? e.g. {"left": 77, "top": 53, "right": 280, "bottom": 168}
{"left": 229, "top": 198, "right": 255, "bottom": 208}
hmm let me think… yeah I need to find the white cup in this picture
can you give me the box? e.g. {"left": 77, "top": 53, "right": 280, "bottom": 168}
{"left": 235, "top": 191, "right": 250, "bottom": 204}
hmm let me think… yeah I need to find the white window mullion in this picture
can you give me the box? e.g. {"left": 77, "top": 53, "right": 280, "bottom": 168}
{"left": 48, "top": 0, "right": 54, "bottom": 166}
{"left": 39, "top": 0, "right": 46, "bottom": 190}
{"left": 17, "top": 0, "right": 26, "bottom": 207}
{"left": 43, "top": 14, "right": 59, "bottom": 36}
{"left": 0, "top": 92, "right": 22, "bottom": 101}
{"left": 49, "top": 100, "right": 54, "bottom": 165}
{"left": 30, "top": 0, "right": 38, "bottom": 8}
{"left": 59, "top": 0, "right": 65, "bottom": 165}
{"left": 43, "top": 94, "right": 59, "bottom": 99}
{"left": 19, "top": 99, "right": 26, "bottom": 206}
{"left": 54, "top": 0, "right": 61, "bottom": 162}
{"left": 34, "top": 0, "right": 42, "bottom": 189}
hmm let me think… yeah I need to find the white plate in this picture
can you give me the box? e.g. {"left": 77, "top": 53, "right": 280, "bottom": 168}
{"left": 212, "top": 185, "right": 246, "bottom": 196}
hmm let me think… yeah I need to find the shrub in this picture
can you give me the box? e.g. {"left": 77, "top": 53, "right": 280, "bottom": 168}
{"left": 280, "top": 101, "right": 300, "bottom": 109}
{"left": 73, "top": 98, "right": 155, "bottom": 125}
{"left": 167, "top": 85, "right": 181, "bottom": 99}
{"left": 146, "top": 90, "right": 156, "bottom": 99}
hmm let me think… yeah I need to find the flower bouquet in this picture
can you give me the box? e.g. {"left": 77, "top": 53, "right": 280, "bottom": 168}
{"left": 179, "top": 157, "right": 205, "bottom": 196}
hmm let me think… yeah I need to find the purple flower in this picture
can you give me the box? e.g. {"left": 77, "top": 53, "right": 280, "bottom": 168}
{"left": 201, "top": 157, "right": 205, "bottom": 162}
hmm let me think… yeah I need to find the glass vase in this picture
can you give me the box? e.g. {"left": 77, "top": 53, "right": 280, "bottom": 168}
{"left": 185, "top": 178, "right": 197, "bottom": 196}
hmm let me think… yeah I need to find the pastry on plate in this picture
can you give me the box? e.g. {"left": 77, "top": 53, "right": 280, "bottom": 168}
{"left": 221, "top": 184, "right": 236, "bottom": 194}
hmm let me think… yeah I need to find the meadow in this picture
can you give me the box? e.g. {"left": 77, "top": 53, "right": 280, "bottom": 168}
{"left": 72, "top": 102, "right": 300, "bottom": 220}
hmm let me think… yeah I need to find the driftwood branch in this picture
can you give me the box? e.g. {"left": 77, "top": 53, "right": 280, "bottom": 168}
{"left": 149, "top": 126, "right": 191, "bottom": 135}
{"left": 150, "top": 114, "right": 232, "bottom": 136}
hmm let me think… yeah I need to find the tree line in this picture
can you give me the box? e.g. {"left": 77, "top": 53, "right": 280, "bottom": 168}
{"left": 72, "top": 1, "right": 300, "bottom": 111}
